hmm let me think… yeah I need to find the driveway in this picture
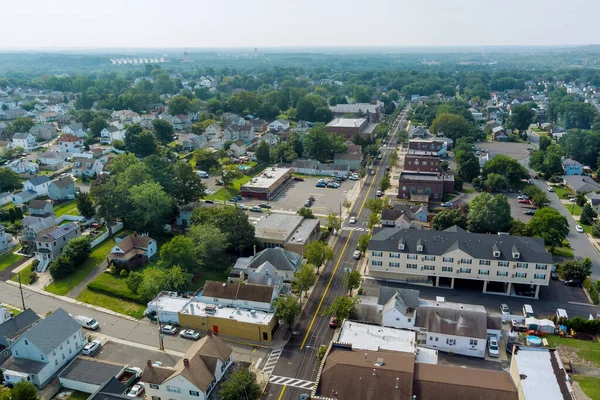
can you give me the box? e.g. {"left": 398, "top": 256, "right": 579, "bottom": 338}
{"left": 94, "top": 341, "right": 181, "bottom": 368}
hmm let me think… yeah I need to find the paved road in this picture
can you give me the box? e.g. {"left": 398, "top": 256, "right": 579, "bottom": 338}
{"left": 264, "top": 109, "right": 410, "bottom": 400}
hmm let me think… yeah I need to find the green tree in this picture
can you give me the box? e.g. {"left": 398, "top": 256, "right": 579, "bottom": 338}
{"left": 138, "top": 266, "right": 192, "bottom": 302}
{"left": 143, "top": 155, "right": 175, "bottom": 194}
{"left": 467, "top": 193, "right": 512, "bottom": 233}
{"left": 321, "top": 295, "right": 359, "bottom": 321}
{"left": 160, "top": 236, "right": 197, "bottom": 272}
{"left": 368, "top": 212, "right": 381, "bottom": 230}
{"left": 539, "top": 135, "right": 552, "bottom": 152}
{"left": 124, "top": 125, "right": 158, "bottom": 157}
{"left": 365, "top": 198, "right": 385, "bottom": 214}
{"left": 303, "top": 125, "right": 347, "bottom": 162}
{"left": 75, "top": 192, "right": 95, "bottom": 219}
{"left": 342, "top": 200, "right": 352, "bottom": 214}
{"left": 430, "top": 113, "right": 472, "bottom": 141}
{"left": 483, "top": 173, "right": 509, "bottom": 191}
{"left": 6, "top": 117, "right": 34, "bottom": 136}
{"left": 297, "top": 207, "right": 315, "bottom": 219}
{"left": 168, "top": 96, "right": 191, "bottom": 115}
{"left": 316, "top": 345, "right": 327, "bottom": 364}
{"left": 327, "top": 212, "right": 342, "bottom": 233}
{"left": 191, "top": 207, "right": 255, "bottom": 254}
{"left": 273, "top": 294, "right": 301, "bottom": 326}
{"left": 507, "top": 104, "right": 535, "bottom": 133}
{"left": 88, "top": 116, "right": 109, "bottom": 138}
{"left": 304, "top": 240, "right": 334, "bottom": 274}
{"left": 106, "top": 153, "right": 139, "bottom": 175}
{"left": 524, "top": 186, "right": 550, "bottom": 207}
{"left": 90, "top": 178, "right": 126, "bottom": 236}
{"left": 576, "top": 192, "right": 587, "bottom": 207}
{"left": 221, "top": 166, "right": 242, "bottom": 190}
{"left": 217, "top": 368, "right": 262, "bottom": 400}
{"left": 49, "top": 237, "right": 92, "bottom": 280}
{"left": 172, "top": 161, "right": 206, "bottom": 204}
{"left": 528, "top": 207, "right": 569, "bottom": 247}
{"left": 482, "top": 154, "right": 529, "bottom": 186}
{"left": 357, "top": 234, "right": 371, "bottom": 253}
{"left": 510, "top": 219, "right": 532, "bottom": 236}
{"left": 581, "top": 204, "right": 597, "bottom": 225}
{"left": 11, "top": 381, "right": 39, "bottom": 400}
{"left": 193, "top": 148, "right": 220, "bottom": 171}
{"left": 0, "top": 168, "right": 23, "bottom": 192}
{"left": 379, "top": 171, "right": 391, "bottom": 192}
{"left": 255, "top": 140, "right": 271, "bottom": 164}
{"left": 343, "top": 270, "right": 362, "bottom": 296}
{"left": 126, "top": 271, "right": 144, "bottom": 294}
{"left": 561, "top": 258, "right": 592, "bottom": 282}
{"left": 152, "top": 119, "right": 175, "bottom": 144}
{"left": 593, "top": 221, "right": 600, "bottom": 238}
{"left": 432, "top": 209, "right": 467, "bottom": 230}
{"left": 188, "top": 224, "right": 229, "bottom": 265}
{"left": 294, "top": 263, "right": 317, "bottom": 298}
{"left": 129, "top": 182, "right": 172, "bottom": 234}
{"left": 389, "top": 149, "right": 399, "bottom": 167}
{"left": 457, "top": 156, "right": 480, "bottom": 183}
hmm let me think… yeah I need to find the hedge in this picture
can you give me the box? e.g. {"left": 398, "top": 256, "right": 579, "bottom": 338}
{"left": 563, "top": 316, "right": 600, "bottom": 334}
{"left": 87, "top": 280, "right": 146, "bottom": 305}
{"left": 584, "top": 277, "right": 599, "bottom": 305}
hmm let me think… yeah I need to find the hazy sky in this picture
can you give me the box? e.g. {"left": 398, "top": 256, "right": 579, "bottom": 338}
{"left": 2, "top": 0, "right": 598, "bottom": 49}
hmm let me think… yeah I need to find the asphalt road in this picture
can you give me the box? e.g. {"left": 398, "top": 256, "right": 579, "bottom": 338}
{"left": 264, "top": 109, "right": 410, "bottom": 400}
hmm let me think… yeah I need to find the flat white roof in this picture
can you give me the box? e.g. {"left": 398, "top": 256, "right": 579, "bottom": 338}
{"left": 243, "top": 167, "right": 291, "bottom": 189}
{"left": 180, "top": 300, "right": 275, "bottom": 325}
{"left": 420, "top": 299, "right": 487, "bottom": 313}
{"left": 147, "top": 293, "right": 189, "bottom": 313}
{"left": 325, "top": 118, "right": 366, "bottom": 128}
{"left": 338, "top": 320, "right": 416, "bottom": 354}
{"left": 514, "top": 348, "right": 566, "bottom": 400}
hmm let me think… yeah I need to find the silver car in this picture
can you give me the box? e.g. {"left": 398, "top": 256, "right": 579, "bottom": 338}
{"left": 180, "top": 329, "right": 201, "bottom": 340}
{"left": 82, "top": 340, "right": 101, "bottom": 356}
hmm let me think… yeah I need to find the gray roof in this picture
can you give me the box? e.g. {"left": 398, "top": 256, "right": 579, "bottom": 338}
{"left": 27, "top": 176, "right": 51, "bottom": 186}
{"left": 246, "top": 247, "right": 302, "bottom": 272}
{"left": 368, "top": 227, "right": 553, "bottom": 264}
{"left": 59, "top": 358, "right": 124, "bottom": 386}
{"left": 586, "top": 192, "right": 600, "bottom": 206}
{"left": 0, "top": 192, "right": 11, "bottom": 200}
{"left": 21, "top": 308, "right": 81, "bottom": 353}
{"left": 38, "top": 222, "right": 78, "bottom": 242}
{"left": 562, "top": 158, "right": 583, "bottom": 167}
{"left": 0, "top": 309, "right": 40, "bottom": 345}
{"left": 28, "top": 199, "right": 51, "bottom": 210}
{"left": 12, "top": 132, "right": 31, "bottom": 140}
{"left": 1, "top": 357, "right": 47, "bottom": 374}
{"left": 415, "top": 301, "right": 487, "bottom": 339}
{"left": 66, "top": 123, "right": 83, "bottom": 130}
{"left": 89, "top": 377, "right": 129, "bottom": 400}
{"left": 52, "top": 176, "right": 74, "bottom": 188}
{"left": 564, "top": 175, "right": 600, "bottom": 193}
{"left": 377, "top": 287, "right": 420, "bottom": 308}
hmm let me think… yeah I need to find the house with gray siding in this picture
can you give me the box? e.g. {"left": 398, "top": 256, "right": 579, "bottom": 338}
{"left": 48, "top": 177, "right": 75, "bottom": 201}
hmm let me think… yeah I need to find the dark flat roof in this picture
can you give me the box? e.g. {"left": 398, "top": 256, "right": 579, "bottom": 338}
{"left": 59, "top": 357, "right": 125, "bottom": 386}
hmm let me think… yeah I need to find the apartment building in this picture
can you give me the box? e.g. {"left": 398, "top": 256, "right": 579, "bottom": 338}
{"left": 367, "top": 226, "right": 554, "bottom": 298}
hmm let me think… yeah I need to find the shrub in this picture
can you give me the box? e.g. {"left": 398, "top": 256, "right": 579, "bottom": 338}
{"left": 29, "top": 272, "right": 38, "bottom": 284}
{"left": 31, "top": 260, "right": 39, "bottom": 271}
{"left": 564, "top": 316, "right": 600, "bottom": 333}
{"left": 119, "top": 269, "right": 129, "bottom": 277}
{"left": 110, "top": 265, "right": 117, "bottom": 275}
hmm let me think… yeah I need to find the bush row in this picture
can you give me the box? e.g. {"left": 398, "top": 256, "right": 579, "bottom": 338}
{"left": 87, "top": 280, "right": 146, "bottom": 305}
{"left": 584, "top": 277, "right": 599, "bottom": 305}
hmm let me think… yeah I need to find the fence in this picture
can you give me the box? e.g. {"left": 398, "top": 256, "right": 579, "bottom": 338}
{"left": 90, "top": 222, "right": 124, "bottom": 248}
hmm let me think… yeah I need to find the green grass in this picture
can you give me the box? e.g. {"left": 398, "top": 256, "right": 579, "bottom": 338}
{"left": 566, "top": 202, "right": 583, "bottom": 216}
{"left": 53, "top": 200, "right": 80, "bottom": 217}
{"left": 573, "top": 375, "right": 600, "bottom": 399}
{"left": 206, "top": 165, "right": 267, "bottom": 201}
{"left": 580, "top": 223, "right": 594, "bottom": 234}
{"left": 190, "top": 267, "right": 230, "bottom": 291}
{"left": 77, "top": 289, "right": 145, "bottom": 319}
{"left": 12, "top": 265, "right": 35, "bottom": 285}
{"left": 461, "top": 188, "right": 475, "bottom": 194}
{"left": 0, "top": 247, "right": 23, "bottom": 272}
{"left": 548, "top": 246, "right": 574, "bottom": 257}
{"left": 552, "top": 186, "right": 571, "bottom": 199}
{"left": 45, "top": 234, "right": 119, "bottom": 296}
{"left": 67, "top": 391, "right": 90, "bottom": 400}
{"left": 545, "top": 335, "right": 600, "bottom": 366}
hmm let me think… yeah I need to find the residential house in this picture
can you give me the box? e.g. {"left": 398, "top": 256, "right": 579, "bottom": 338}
{"left": 0, "top": 308, "right": 86, "bottom": 388}
{"left": 23, "top": 176, "right": 51, "bottom": 196}
{"left": 367, "top": 226, "right": 554, "bottom": 297}
{"left": 232, "top": 247, "right": 303, "bottom": 282}
{"left": 492, "top": 126, "right": 509, "bottom": 141}
{"left": 381, "top": 204, "right": 428, "bottom": 228}
{"left": 0, "top": 309, "right": 40, "bottom": 348}
{"left": 260, "top": 132, "right": 279, "bottom": 146}
{"left": 199, "top": 281, "right": 277, "bottom": 312}
{"left": 100, "top": 126, "right": 125, "bottom": 144}
{"left": 58, "top": 358, "right": 126, "bottom": 396}
{"left": 246, "top": 262, "right": 286, "bottom": 290}
{"left": 34, "top": 222, "right": 80, "bottom": 266}
{"left": 176, "top": 202, "right": 217, "bottom": 227}
{"left": 72, "top": 156, "right": 102, "bottom": 178}
{"left": 58, "top": 134, "right": 84, "bottom": 153}
{"left": 37, "top": 112, "right": 58, "bottom": 123}
{"left": 563, "top": 175, "right": 600, "bottom": 193}
{"left": 223, "top": 124, "right": 255, "bottom": 144}
{"left": 11, "top": 132, "right": 39, "bottom": 152}
{"left": 222, "top": 114, "right": 245, "bottom": 127}
{"left": 227, "top": 140, "right": 246, "bottom": 157}
{"left": 0, "top": 108, "right": 26, "bottom": 120}
{"left": 21, "top": 215, "right": 58, "bottom": 248}
{"left": 0, "top": 192, "right": 12, "bottom": 207}
{"left": 6, "top": 159, "right": 38, "bottom": 174}
{"left": 268, "top": 119, "right": 290, "bottom": 131}
{"left": 48, "top": 177, "right": 76, "bottom": 201}
{"left": 29, "top": 124, "right": 57, "bottom": 140}
{"left": 11, "top": 190, "right": 38, "bottom": 205}
{"left": 61, "top": 123, "right": 85, "bottom": 138}
{"left": 180, "top": 134, "right": 207, "bottom": 151}
{"left": 141, "top": 332, "right": 233, "bottom": 400}
{"left": 0, "top": 225, "right": 12, "bottom": 254}
{"left": 109, "top": 232, "right": 157, "bottom": 268}
{"left": 28, "top": 200, "right": 54, "bottom": 217}
{"left": 249, "top": 119, "right": 267, "bottom": 133}
{"left": 378, "top": 287, "right": 421, "bottom": 329}
{"left": 204, "top": 123, "right": 222, "bottom": 140}
{"left": 586, "top": 192, "right": 600, "bottom": 213}
{"left": 173, "top": 114, "right": 192, "bottom": 131}
{"left": 409, "top": 126, "right": 429, "bottom": 139}
{"left": 37, "top": 151, "right": 67, "bottom": 166}
{"left": 549, "top": 125, "right": 567, "bottom": 140}
{"left": 562, "top": 158, "right": 583, "bottom": 175}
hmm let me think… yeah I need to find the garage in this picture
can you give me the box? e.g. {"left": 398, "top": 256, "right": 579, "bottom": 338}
{"left": 59, "top": 357, "right": 125, "bottom": 393}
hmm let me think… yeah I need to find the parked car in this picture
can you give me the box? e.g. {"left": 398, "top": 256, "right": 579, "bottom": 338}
{"left": 353, "top": 250, "right": 361, "bottom": 259}
{"left": 329, "top": 317, "right": 338, "bottom": 328}
{"left": 349, "top": 217, "right": 357, "bottom": 224}
{"left": 160, "top": 325, "right": 177, "bottom": 335}
{"left": 569, "top": 197, "right": 577, "bottom": 202}
{"left": 551, "top": 271, "right": 559, "bottom": 280}
{"left": 82, "top": 340, "right": 102, "bottom": 356}
{"left": 576, "top": 225, "right": 584, "bottom": 233}
{"left": 517, "top": 195, "right": 529, "bottom": 200}
{"left": 293, "top": 176, "right": 305, "bottom": 181}
{"left": 197, "top": 171, "right": 209, "bottom": 178}
{"left": 250, "top": 206, "right": 262, "bottom": 212}
{"left": 216, "top": 180, "right": 224, "bottom": 186}
{"left": 180, "top": 329, "right": 201, "bottom": 340}
{"left": 441, "top": 202, "right": 452, "bottom": 207}
{"left": 523, "top": 210, "right": 535, "bottom": 215}
{"left": 370, "top": 169, "right": 375, "bottom": 175}
{"left": 500, "top": 304, "right": 510, "bottom": 316}
{"left": 385, "top": 166, "right": 390, "bottom": 171}
{"left": 488, "top": 337, "right": 499, "bottom": 358}
{"left": 518, "top": 199, "right": 531, "bottom": 204}
{"left": 564, "top": 279, "right": 582, "bottom": 287}
{"left": 258, "top": 203, "right": 271, "bottom": 208}
{"left": 349, "top": 174, "right": 359, "bottom": 180}
{"left": 376, "top": 190, "right": 383, "bottom": 197}
{"left": 547, "top": 186, "right": 554, "bottom": 192}
{"left": 238, "top": 204, "right": 248, "bottom": 210}
{"left": 205, "top": 200, "right": 215, "bottom": 204}
{"left": 127, "top": 384, "right": 145, "bottom": 398}
{"left": 75, "top": 315, "right": 99, "bottom": 330}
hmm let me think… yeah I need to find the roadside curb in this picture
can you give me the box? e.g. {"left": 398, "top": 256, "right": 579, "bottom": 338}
{"left": 5, "top": 280, "right": 141, "bottom": 322}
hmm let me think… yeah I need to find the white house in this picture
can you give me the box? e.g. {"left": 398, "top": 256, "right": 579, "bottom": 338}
{"left": 108, "top": 233, "right": 157, "bottom": 267}
{"left": 227, "top": 140, "right": 246, "bottom": 157}
{"left": 23, "top": 176, "right": 51, "bottom": 196}
{"left": 0, "top": 192, "right": 12, "bottom": 207}
{"left": 6, "top": 159, "right": 38, "bottom": 174}
{"left": 0, "top": 308, "right": 86, "bottom": 388}
{"left": 29, "top": 124, "right": 57, "bottom": 140}
{"left": 141, "top": 332, "right": 233, "bottom": 400}
{"left": 61, "top": 123, "right": 85, "bottom": 138}
{"left": 100, "top": 126, "right": 125, "bottom": 144}
{"left": 233, "top": 247, "right": 302, "bottom": 283}
{"left": 58, "top": 134, "right": 84, "bottom": 153}
{"left": 0, "top": 224, "right": 12, "bottom": 254}
{"left": 72, "top": 156, "right": 104, "bottom": 178}
{"left": 12, "top": 190, "right": 38, "bottom": 205}
{"left": 268, "top": 118, "right": 290, "bottom": 131}
{"left": 204, "top": 123, "right": 222, "bottom": 140}
{"left": 11, "top": 132, "right": 39, "bottom": 152}
{"left": 37, "top": 151, "right": 67, "bottom": 166}
{"left": 378, "top": 287, "right": 420, "bottom": 330}
{"left": 260, "top": 132, "right": 279, "bottom": 146}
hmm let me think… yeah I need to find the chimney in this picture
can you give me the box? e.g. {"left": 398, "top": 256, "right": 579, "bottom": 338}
{"left": 147, "top": 360, "right": 152, "bottom": 368}
{"left": 183, "top": 358, "right": 190, "bottom": 368}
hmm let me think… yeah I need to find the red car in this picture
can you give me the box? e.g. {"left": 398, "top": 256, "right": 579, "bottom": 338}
{"left": 518, "top": 199, "right": 531, "bottom": 204}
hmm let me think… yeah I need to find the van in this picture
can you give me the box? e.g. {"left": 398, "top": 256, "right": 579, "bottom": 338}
{"left": 197, "top": 171, "right": 209, "bottom": 178}
{"left": 556, "top": 308, "right": 568, "bottom": 321}
{"left": 522, "top": 304, "right": 534, "bottom": 318}
{"left": 75, "top": 315, "right": 99, "bottom": 330}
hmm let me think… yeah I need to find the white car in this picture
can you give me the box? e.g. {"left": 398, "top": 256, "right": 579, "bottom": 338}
{"left": 576, "top": 225, "right": 584, "bottom": 233}
{"left": 160, "top": 325, "right": 177, "bottom": 335}
{"left": 127, "top": 384, "right": 145, "bottom": 398}
{"left": 349, "top": 175, "right": 359, "bottom": 180}
{"left": 441, "top": 202, "right": 452, "bottom": 207}
{"left": 376, "top": 190, "right": 383, "bottom": 197}
{"left": 82, "top": 340, "right": 101, "bottom": 356}
{"left": 547, "top": 187, "right": 554, "bottom": 192}
{"left": 517, "top": 195, "right": 529, "bottom": 200}
{"left": 349, "top": 217, "right": 357, "bottom": 224}
{"left": 488, "top": 337, "right": 499, "bottom": 358}
{"left": 569, "top": 197, "right": 577, "bottom": 202}
{"left": 353, "top": 250, "right": 361, "bottom": 260}
{"left": 180, "top": 329, "right": 201, "bottom": 340}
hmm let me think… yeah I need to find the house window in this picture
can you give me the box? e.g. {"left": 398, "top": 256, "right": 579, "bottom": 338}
{"left": 406, "top": 264, "right": 418, "bottom": 269}
{"left": 442, "top": 266, "right": 453, "bottom": 272}
{"left": 166, "top": 386, "right": 181, "bottom": 393}
{"left": 516, "top": 263, "right": 528, "bottom": 269}
{"left": 424, "top": 255, "right": 435, "bottom": 261}
{"left": 478, "top": 269, "right": 490, "bottom": 275}
{"left": 407, "top": 318, "right": 411, "bottom": 323}
{"left": 535, "top": 264, "right": 548, "bottom": 270}
{"left": 469, "top": 339, "right": 478, "bottom": 346}
{"left": 446, "top": 339, "right": 456, "bottom": 346}
{"left": 515, "top": 272, "right": 527, "bottom": 278}
{"left": 150, "top": 384, "right": 159, "bottom": 390}
{"left": 534, "top": 274, "right": 546, "bottom": 280}
{"left": 24, "top": 340, "right": 28, "bottom": 345}
{"left": 55, "top": 359, "right": 58, "bottom": 366}
{"left": 371, "top": 260, "right": 383, "bottom": 266}
{"left": 390, "top": 253, "right": 401, "bottom": 259}
{"left": 407, "top": 254, "right": 417, "bottom": 260}
{"left": 442, "top": 257, "right": 453, "bottom": 263}
{"left": 62, "top": 353, "right": 65, "bottom": 360}
{"left": 69, "top": 348, "right": 72, "bottom": 354}
{"left": 497, "top": 271, "right": 508, "bottom": 277}
{"left": 189, "top": 391, "right": 200, "bottom": 397}
{"left": 416, "top": 245, "right": 423, "bottom": 252}
{"left": 396, "top": 317, "right": 400, "bottom": 321}
{"left": 389, "top": 262, "right": 400, "bottom": 267}
{"left": 498, "top": 261, "right": 509, "bottom": 267}
{"left": 460, "top": 258, "right": 472, "bottom": 264}
{"left": 479, "top": 260, "right": 491, "bottom": 266}
{"left": 423, "top": 265, "right": 435, "bottom": 271}
{"left": 372, "top": 251, "right": 383, "bottom": 257}
{"left": 458, "top": 268, "right": 471, "bottom": 274}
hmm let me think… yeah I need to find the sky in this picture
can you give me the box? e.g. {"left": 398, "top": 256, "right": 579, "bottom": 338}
{"left": 2, "top": 0, "right": 599, "bottom": 50}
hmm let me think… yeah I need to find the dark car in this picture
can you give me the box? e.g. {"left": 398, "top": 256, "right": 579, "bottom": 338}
{"left": 523, "top": 210, "right": 535, "bottom": 216}
{"left": 258, "top": 203, "right": 271, "bottom": 208}
{"left": 385, "top": 166, "right": 390, "bottom": 171}
{"left": 230, "top": 197, "right": 239, "bottom": 202}
{"left": 216, "top": 180, "right": 224, "bottom": 186}
{"left": 564, "top": 279, "right": 582, "bottom": 287}
{"left": 204, "top": 200, "right": 214, "bottom": 204}
{"left": 293, "top": 176, "right": 305, "bottom": 181}
{"left": 551, "top": 271, "right": 559, "bottom": 280}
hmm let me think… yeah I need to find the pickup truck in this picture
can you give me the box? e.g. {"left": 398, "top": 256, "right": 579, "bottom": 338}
{"left": 118, "top": 367, "right": 143, "bottom": 388}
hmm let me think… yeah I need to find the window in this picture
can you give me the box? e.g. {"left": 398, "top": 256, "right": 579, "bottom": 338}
{"left": 479, "top": 260, "right": 491, "bottom": 266}
{"left": 407, "top": 318, "right": 412, "bottom": 322}
{"left": 423, "top": 265, "right": 435, "bottom": 271}
{"left": 446, "top": 339, "right": 456, "bottom": 346}
{"left": 406, "top": 264, "right": 418, "bottom": 269}
{"left": 442, "top": 257, "right": 454, "bottom": 263}
{"left": 402, "top": 186, "right": 406, "bottom": 191}
{"left": 498, "top": 261, "right": 509, "bottom": 267}
{"left": 535, "top": 264, "right": 548, "bottom": 270}
{"left": 40, "top": 355, "right": 44, "bottom": 361}
{"left": 372, "top": 251, "right": 383, "bottom": 257}
{"left": 497, "top": 271, "right": 508, "bottom": 277}
{"left": 189, "top": 391, "right": 200, "bottom": 397}
{"left": 442, "top": 266, "right": 453, "bottom": 272}
{"left": 416, "top": 245, "right": 423, "bottom": 252}
{"left": 390, "top": 253, "right": 401, "bottom": 259}
{"left": 167, "top": 386, "right": 181, "bottom": 394}
{"left": 389, "top": 262, "right": 400, "bottom": 267}
{"left": 62, "top": 353, "right": 65, "bottom": 360}
{"left": 152, "top": 397, "right": 161, "bottom": 400}
{"left": 54, "top": 359, "right": 58, "bottom": 366}
{"left": 478, "top": 269, "right": 490, "bottom": 275}
{"left": 424, "top": 255, "right": 436, "bottom": 261}
{"left": 150, "top": 384, "right": 159, "bottom": 390}
{"left": 68, "top": 348, "right": 72, "bottom": 354}
{"left": 469, "top": 339, "right": 478, "bottom": 346}
{"left": 516, "top": 263, "right": 528, "bottom": 269}
{"left": 435, "top": 337, "right": 439, "bottom": 341}
{"left": 407, "top": 254, "right": 417, "bottom": 260}
{"left": 493, "top": 251, "right": 501, "bottom": 257}
{"left": 534, "top": 274, "right": 546, "bottom": 280}
{"left": 460, "top": 258, "right": 472, "bottom": 264}
{"left": 371, "top": 260, "right": 383, "bottom": 266}
{"left": 458, "top": 268, "right": 471, "bottom": 274}
{"left": 515, "top": 272, "right": 527, "bottom": 278}
{"left": 24, "top": 340, "right": 28, "bottom": 345}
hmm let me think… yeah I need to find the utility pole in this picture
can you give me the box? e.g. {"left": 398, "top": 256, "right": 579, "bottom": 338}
{"left": 157, "top": 316, "right": 164, "bottom": 350}
{"left": 17, "top": 272, "right": 26, "bottom": 310}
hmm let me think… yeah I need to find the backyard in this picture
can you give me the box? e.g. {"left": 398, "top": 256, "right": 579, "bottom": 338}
{"left": 53, "top": 200, "right": 80, "bottom": 217}
{"left": 0, "top": 246, "right": 23, "bottom": 271}
{"left": 573, "top": 375, "right": 600, "bottom": 399}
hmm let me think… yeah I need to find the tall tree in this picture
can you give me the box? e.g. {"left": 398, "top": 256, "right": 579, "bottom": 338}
{"left": 432, "top": 209, "right": 467, "bottom": 230}
{"left": 321, "top": 296, "right": 359, "bottom": 321}
{"left": 343, "top": 270, "right": 362, "bottom": 296}
{"left": 357, "top": 234, "right": 371, "bottom": 253}
{"left": 273, "top": 295, "right": 301, "bottom": 326}
{"left": 217, "top": 368, "right": 262, "bottom": 400}
{"left": 581, "top": 204, "right": 597, "bottom": 225}
{"left": 128, "top": 182, "right": 172, "bottom": 234}
{"left": 160, "top": 236, "right": 198, "bottom": 272}
{"left": 0, "top": 168, "right": 23, "bottom": 192}
{"left": 6, "top": 117, "right": 34, "bottom": 136}
{"left": 560, "top": 258, "right": 592, "bottom": 282}
{"left": 124, "top": 124, "right": 158, "bottom": 157}
{"left": 294, "top": 263, "right": 317, "bottom": 298}
{"left": 507, "top": 104, "right": 535, "bottom": 133}
{"left": 188, "top": 224, "right": 229, "bottom": 265}
{"left": 168, "top": 96, "right": 192, "bottom": 115}
{"left": 88, "top": 116, "right": 109, "bottom": 138}
{"left": 75, "top": 192, "right": 95, "bottom": 219}
{"left": 106, "top": 153, "right": 139, "bottom": 175}
{"left": 191, "top": 207, "right": 255, "bottom": 253}
{"left": 430, "top": 113, "right": 472, "bottom": 141}
{"left": 221, "top": 166, "right": 242, "bottom": 190}
{"left": 172, "top": 161, "right": 206, "bottom": 204}
{"left": 380, "top": 171, "right": 391, "bottom": 192}
{"left": 467, "top": 193, "right": 512, "bottom": 233}
{"left": 10, "top": 381, "right": 39, "bottom": 400}
{"left": 482, "top": 154, "right": 529, "bottom": 186}
{"left": 304, "top": 240, "right": 334, "bottom": 274}
{"left": 193, "top": 148, "right": 220, "bottom": 171}
{"left": 326, "top": 213, "right": 342, "bottom": 233}
{"left": 255, "top": 140, "right": 271, "bottom": 164}
{"left": 152, "top": 119, "right": 175, "bottom": 144}
{"left": 528, "top": 207, "right": 569, "bottom": 247}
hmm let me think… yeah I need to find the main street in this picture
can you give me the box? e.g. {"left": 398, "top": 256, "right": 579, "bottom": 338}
{"left": 264, "top": 109, "right": 410, "bottom": 399}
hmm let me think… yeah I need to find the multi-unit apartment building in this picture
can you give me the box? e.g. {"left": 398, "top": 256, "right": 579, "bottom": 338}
{"left": 403, "top": 150, "right": 441, "bottom": 173}
{"left": 367, "top": 226, "right": 554, "bottom": 298}
{"left": 408, "top": 139, "right": 448, "bottom": 157}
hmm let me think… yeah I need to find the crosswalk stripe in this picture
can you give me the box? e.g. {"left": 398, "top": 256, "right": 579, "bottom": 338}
{"left": 262, "top": 349, "right": 283, "bottom": 374}
{"left": 269, "top": 375, "right": 316, "bottom": 389}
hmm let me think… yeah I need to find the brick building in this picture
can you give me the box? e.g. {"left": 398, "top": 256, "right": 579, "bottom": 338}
{"left": 398, "top": 172, "right": 454, "bottom": 202}
{"left": 404, "top": 150, "right": 441, "bottom": 173}
{"left": 408, "top": 139, "right": 448, "bottom": 157}
{"left": 325, "top": 118, "right": 377, "bottom": 140}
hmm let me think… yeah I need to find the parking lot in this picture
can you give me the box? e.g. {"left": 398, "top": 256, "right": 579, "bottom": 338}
{"left": 506, "top": 192, "right": 537, "bottom": 223}
{"left": 93, "top": 341, "right": 181, "bottom": 369}
{"left": 476, "top": 140, "right": 531, "bottom": 161}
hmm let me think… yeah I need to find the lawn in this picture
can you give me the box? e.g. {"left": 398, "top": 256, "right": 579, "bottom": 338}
{"left": 0, "top": 247, "right": 23, "bottom": 272}
{"left": 67, "top": 391, "right": 90, "bottom": 400}
{"left": 573, "top": 375, "right": 600, "bottom": 399}
{"left": 552, "top": 186, "right": 571, "bottom": 200}
{"left": 565, "top": 202, "right": 583, "bottom": 216}
{"left": 12, "top": 265, "right": 35, "bottom": 285}
{"left": 53, "top": 200, "right": 80, "bottom": 217}
{"left": 77, "top": 289, "right": 145, "bottom": 319}
{"left": 206, "top": 165, "right": 266, "bottom": 202}
{"left": 44, "top": 234, "right": 119, "bottom": 296}
{"left": 548, "top": 246, "right": 574, "bottom": 257}
{"left": 545, "top": 335, "right": 600, "bottom": 366}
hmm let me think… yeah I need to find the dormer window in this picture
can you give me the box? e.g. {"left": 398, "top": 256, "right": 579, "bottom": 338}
{"left": 512, "top": 245, "right": 520, "bottom": 259}
{"left": 493, "top": 251, "right": 500, "bottom": 258}
{"left": 398, "top": 238, "right": 405, "bottom": 251}
{"left": 513, "top": 252, "right": 520, "bottom": 259}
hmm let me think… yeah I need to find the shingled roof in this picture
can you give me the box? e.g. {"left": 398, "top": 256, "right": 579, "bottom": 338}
{"left": 201, "top": 281, "right": 274, "bottom": 304}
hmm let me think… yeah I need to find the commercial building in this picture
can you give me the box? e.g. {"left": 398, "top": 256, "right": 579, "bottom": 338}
{"left": 254, "top": 213, "right": 320, "bottom": 254}
{"left": 367, "top": 226, "right": 554, "bottom": 298}
{"left": 325, "top": 117, "right": 378, "bottom": 140}
{"left": 240, "top": 167, "right": 293, "bottom": 200}
{"left": 403, "top": 150, "right": 441, "bottom": 173}
{"left": 291, "top": 160, "right": 350, "bottom": 177}
{"left": 398, "top": 171, "right": 454, "bottom": 202}
{"left": 329, "top": 100, "right": 384, "bottom": 122}
{"left": 408, "top": 139, "right": 448, "bottom": 157}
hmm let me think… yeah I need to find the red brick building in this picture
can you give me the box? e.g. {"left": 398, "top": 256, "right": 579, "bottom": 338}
{"left": 398, "top": 172, "right": 454, "bottom": 202}
{"left": 404, "top": 150, "right": 441, "bottom": 173}
{"left": 408, "top": 139, "right": 448, "bottom": 157}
